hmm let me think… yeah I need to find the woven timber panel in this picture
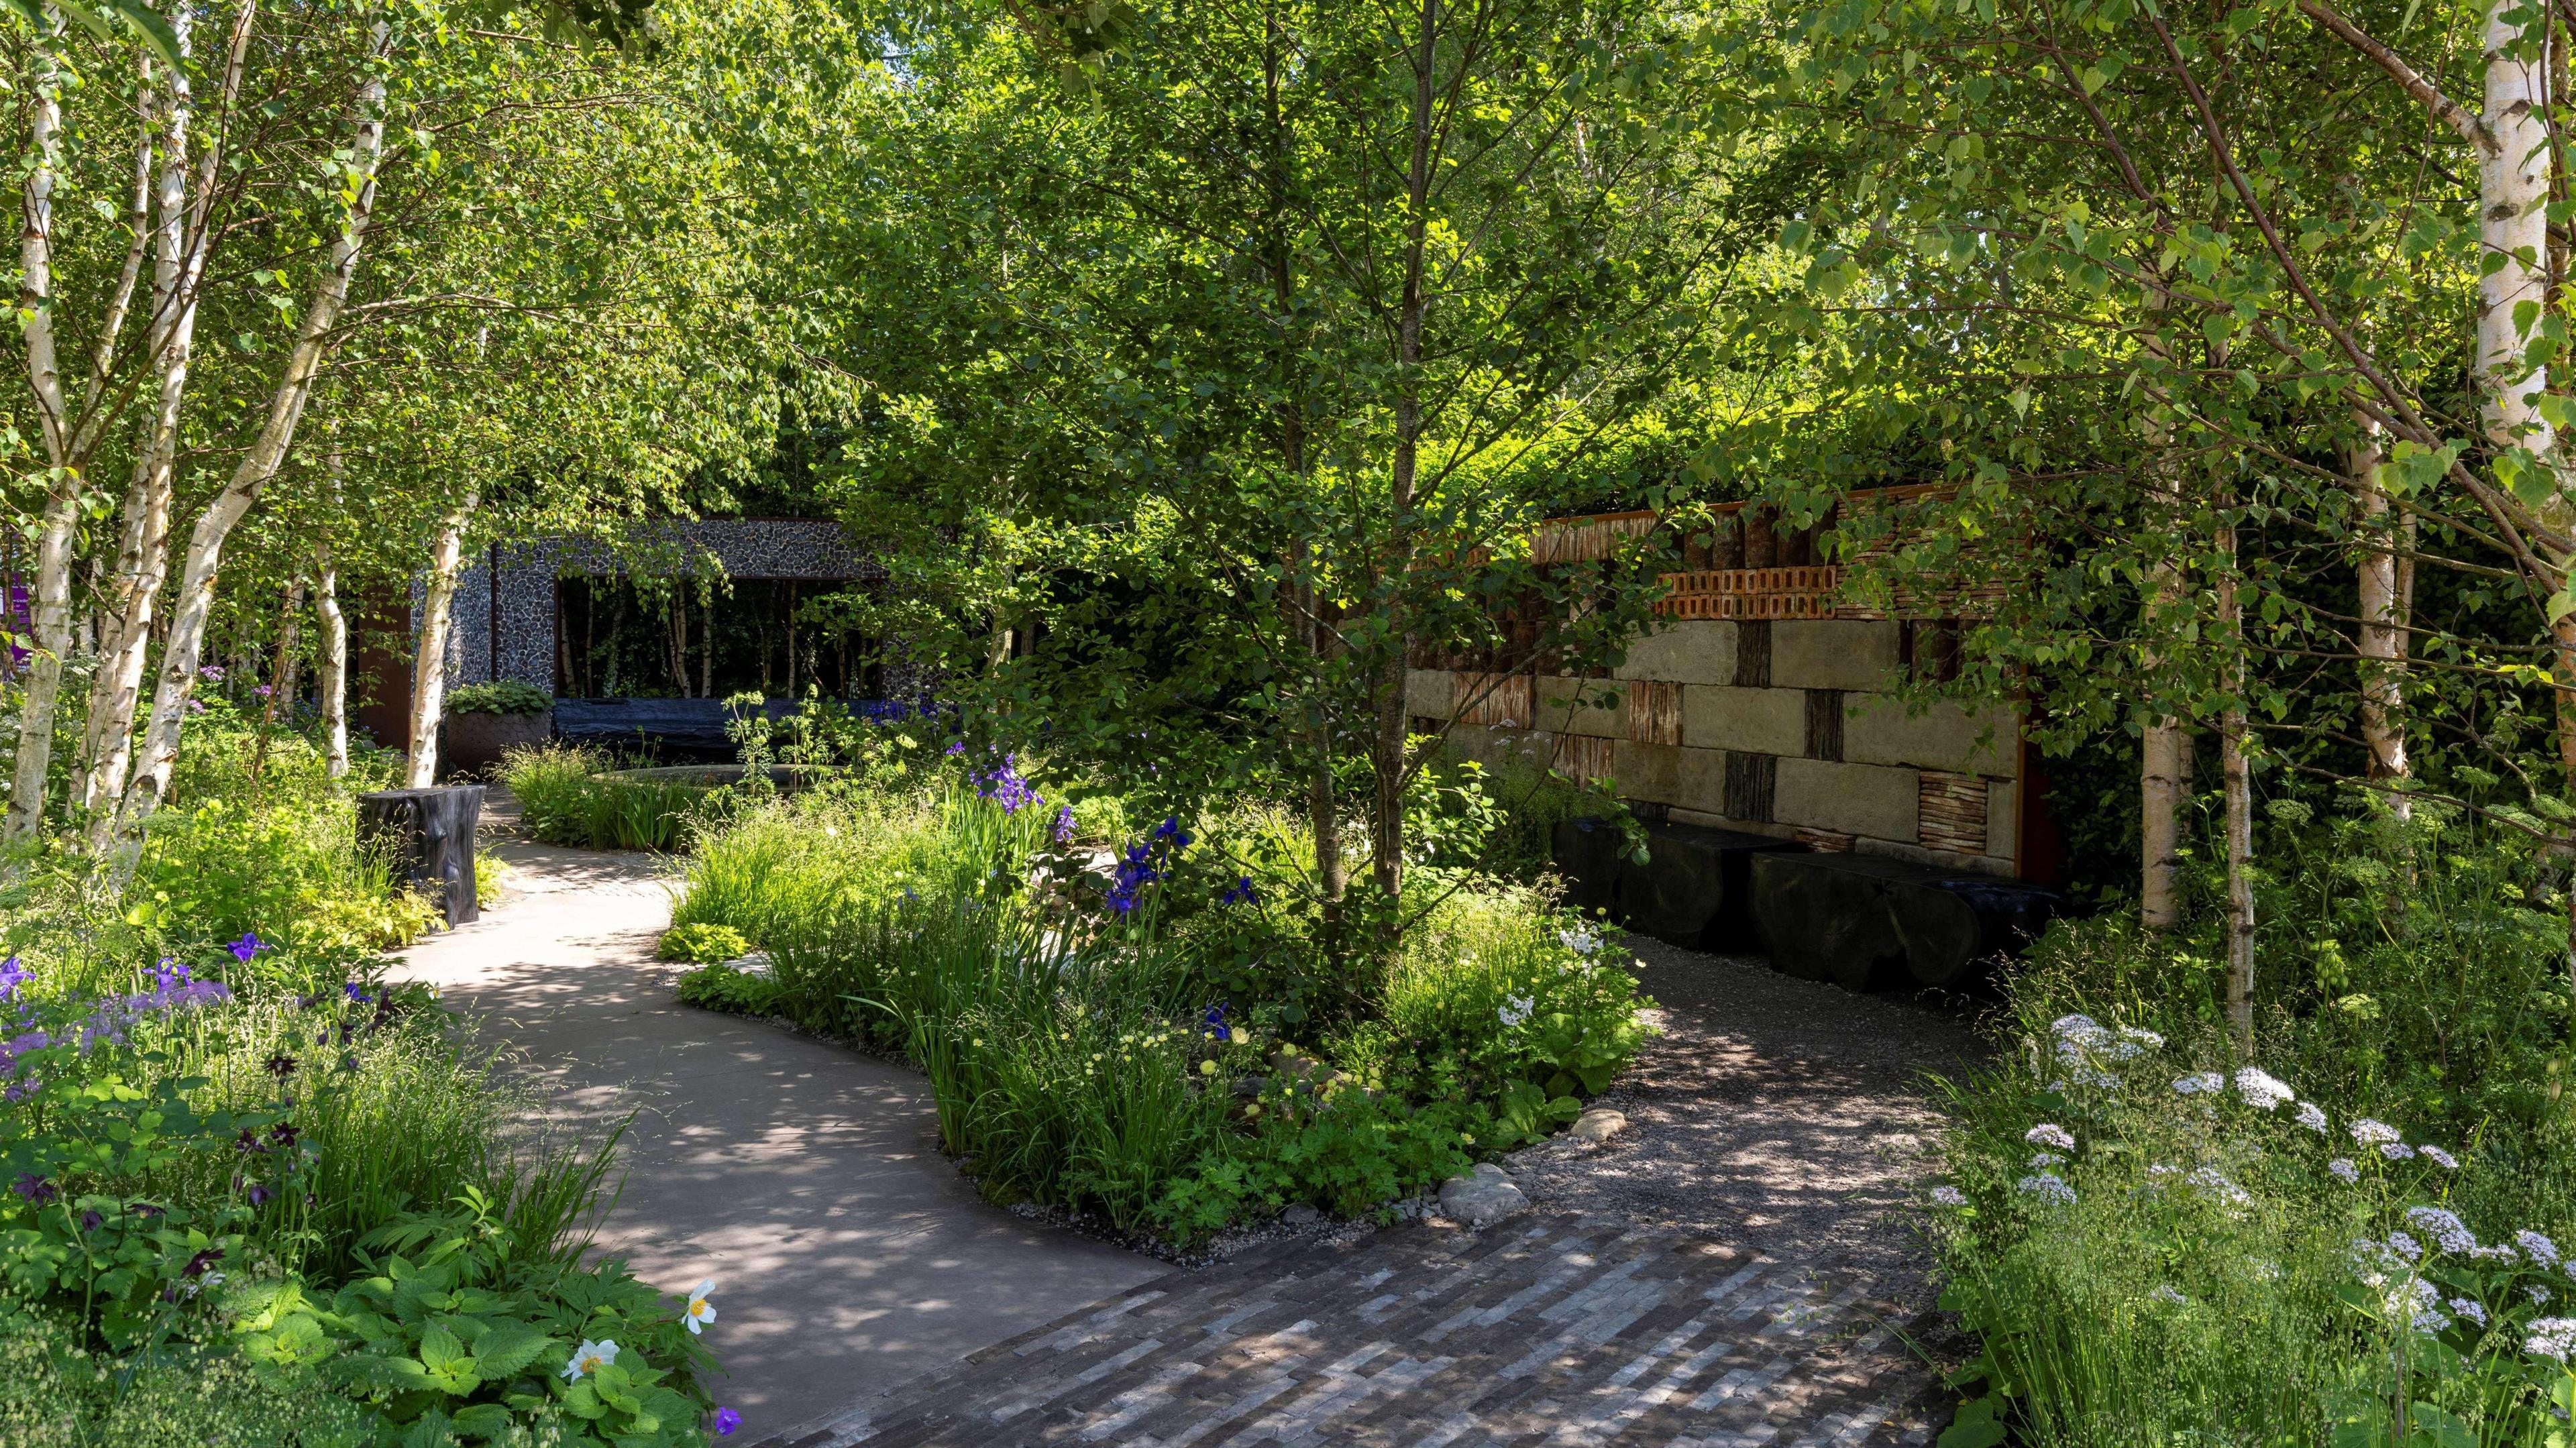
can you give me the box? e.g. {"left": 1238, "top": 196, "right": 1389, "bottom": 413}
{"left": 1919, "top": 771, "right": 1989, "bottom": 854}
{"left": 1627, "top": 680, "right": 1682, "bottom": 746}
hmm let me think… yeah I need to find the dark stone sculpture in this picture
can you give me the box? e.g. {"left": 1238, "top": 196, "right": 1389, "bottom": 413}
{"left": 357, "top": 786, "right": 485, "bottom": 928}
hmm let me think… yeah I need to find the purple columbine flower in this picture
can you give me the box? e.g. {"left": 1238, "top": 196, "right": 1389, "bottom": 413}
{"left": 1222, "top": 876, "right": 1256, "bottom": 906}
{"left": 77, "top": 1208, "right": 101, "bottom": 1232}
{"left": 943, "top": 740, "right": 966, "bottom": 757}
{"left": 182, "top": 1246, "right": 223, "bottom": 1278}
{"left": 227, "top": 933, "right": 265, "bottom": 963}
{"left": 268, "top": 1121, "right": 299, "bottom": 1149}
{"left": 246, "top": 1182, "right": 273, "bottom": 1207}
{"left": 712, "top": 1407, "right": 743, "bottom": 1436}
{"left": 263, "top": 1053, "right": 297, "bottom": 1079}
{"left": 10, "top": 1174, "right": 55, "bottom": 1207}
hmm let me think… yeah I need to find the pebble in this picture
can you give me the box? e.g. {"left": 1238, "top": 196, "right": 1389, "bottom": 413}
{"left": 1283, "top": 1204, "right": 1320, "bottom": 1226}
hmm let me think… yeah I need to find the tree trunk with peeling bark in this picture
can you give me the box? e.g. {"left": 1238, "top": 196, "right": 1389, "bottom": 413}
{"left": 405, "top": 492, "right": 477, "bottom": 787}
{"left": 2219, "top": 510, "right": 2255, "bottom": 1053}
{"left": 2138, "top": 277, "right": 2192, "bottom": 930}
{"left": 7, "top": 13, "right": 75, "bottom": 844}
{"left": 106, "top": 16, "right": 391, "bottom": 873}
{"left": 2353, "top": 420, "right": 2414, "bottom": 814}
{"left": 315, "top": 530, "right": 348, "bottom": 779}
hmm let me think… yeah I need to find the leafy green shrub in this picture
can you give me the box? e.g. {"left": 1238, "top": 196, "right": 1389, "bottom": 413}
{"left": 659, "top": 922, "right": 751, "bottom": 963}
{"left": 448, "top": 681, "right": 553, "bottom": 716}
{"left": 1152, "top": 1088, "right": 1481, "bottom": 1242}
{"left": 230, "top": 1187, "right": 716, "bottom": 1448}
{"left": 674, "top": 964, "right": 778, "bottom": 1016}
{"left": 0, "top": 1302, "right": 374, "bottom": 1448}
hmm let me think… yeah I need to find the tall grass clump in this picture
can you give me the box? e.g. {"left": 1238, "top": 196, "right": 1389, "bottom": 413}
{"left": 500, "top": 744, "right": 710, "bottom": 852}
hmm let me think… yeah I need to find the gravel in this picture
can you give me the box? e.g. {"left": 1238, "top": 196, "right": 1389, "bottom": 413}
{"left": 1507, "top": 936, "right": 1992, "bottom": 1290}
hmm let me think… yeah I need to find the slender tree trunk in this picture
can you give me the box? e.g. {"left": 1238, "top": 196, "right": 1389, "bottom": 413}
{"left": 249, "top": 581, "right": 303, "bottom": 781}
{"left": 700, "top": 588, "right": 712, "bottom": 697}
{"left": 2218, "top": 509, "right": 2255, "bottom": 1052}
{"left": 2353, "top": 419, "right": 2413, "bottom": 816}
{"left": 2138, "top": 275, "right": 2191, "bottom": 929}
{"left": 315, "top": 532, "right": 347, "bottom": 777}
{"left": 1368, "top": 0, "right": 1441, "bottom": 922}
{"left": 108, "top": 15, "right": 390, "bottom": 866}
{"left": 83, "top": 3, "right": 241, "bottom": 840}
{"left": 405, "top": 491, "right": 478, "bottom": 787}
{"left": 7, "top": 12, "right": 76, "bottom": 844}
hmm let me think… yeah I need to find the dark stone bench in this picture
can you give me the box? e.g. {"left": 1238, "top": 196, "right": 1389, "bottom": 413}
{"left": 1750, "top": 852, "right": 2059, "bottom": 992}
{"left": 1551, "top": 818, "right": 1803, "bottom": 952}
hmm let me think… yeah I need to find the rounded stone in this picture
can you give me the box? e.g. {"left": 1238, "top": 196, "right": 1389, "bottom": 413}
{"left": 1437, "top": 1167, "right": 1530, "bottom": 1229}
{"left": 1570, "top": 1108, "right": 1627, "bottom": 1144}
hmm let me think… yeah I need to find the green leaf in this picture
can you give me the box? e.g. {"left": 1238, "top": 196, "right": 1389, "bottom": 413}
{"left": 1938, "top": 1398, "right": 2006, "bottom": 1448}
{"left": 470, "top": 1319, "right": 553, "bottom": 1377}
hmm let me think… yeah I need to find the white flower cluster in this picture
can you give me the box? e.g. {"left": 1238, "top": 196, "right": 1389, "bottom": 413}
{"left": 2171, "top": 1072, "right": 2224, "bottom": 1096}
{"left": 2043, "top": 1014, "right": 2160, "bottom": 1091}
{"left": 2350, "top": 1118, "right": 2402, "bottom": 1146}
{"left": 2016, "top": 1172, "right": 2078, "bottom": 1207}
{"left": 2149, "top": 1284, "right": 2188, "bottom": 1305}
{"left": 2404, "top": 1206, "right": 2479, "bottom": 1258}
{"left": 1497, "top": 994, "right": 1535, "bottom": 1027}
{"left": 2529, "top": 1318, "right": 2576, "bottom": 1362}
{"left": 2420, "top": 1146, "right": 2459, "bottom": 1171}
{"left": 2233, "top": 1067, "right": 2296, "bottom": 1112}
{"left": 2186, "top": 1167, "right": 2250, "bottom": 1208}
{"left": 2328, "top": 1158, "right": 2360, "bottom": 1184}
{"left": 2522, "top": 1231, "right": 2564, "bottom": 1269}
{"left": 2294, "top": 1102, "right": 2329, "bottom": 1133}
{"left": 1558, "top": 928, "right": 1601, "bottom": 957}
{"left": 1929, "top": 1185, "right": 1967, "bottom": 1208}
{"left": 2025, "top": 1123, "right": 2076, "bottom": 1152}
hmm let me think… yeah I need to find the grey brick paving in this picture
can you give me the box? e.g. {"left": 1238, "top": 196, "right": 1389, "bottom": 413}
{"left": 750, "top": 1211, "right": 1941, "bottom": 1448}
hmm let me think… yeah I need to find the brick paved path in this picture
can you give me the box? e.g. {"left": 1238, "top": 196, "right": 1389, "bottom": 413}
{"left": 753, "top": 1210, "right": 1943, "bottom": 1448}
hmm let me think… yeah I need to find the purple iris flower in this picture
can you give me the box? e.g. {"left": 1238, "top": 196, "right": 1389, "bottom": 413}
{"left": 943, "top": 740, "right": 966, "bottom": 757}
{"left": 0, "top": 957, "right": 26, "bottom": 1001}
{"left": 1222, "top": 876, "right": 1256, "bottom": 906}
{"left": 1053, "top": 805, "right": 1076, "bottom": 844}
{"left": 1201, "top": 1003, "right": 1231, "bottom": 1042}
{"left": 227, "top": 933, "right": 265, "bottom": 963}
{"left": 712, "top": 1406, "right": 743, "bottom": 1436}
{"left": 343, "top": 982, "right": 369, "bottom": 1003}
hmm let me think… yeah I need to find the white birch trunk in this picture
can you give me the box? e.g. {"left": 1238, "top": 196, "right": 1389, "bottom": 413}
{"left": 2353, "top": 419, "right": 2414, "bottom": 816}
{"left": 405, "top": 491, "right": 477, "bottom": 788}
{"left": 2138, "top": 277, "right": 2192, "bottom": 929}
{"left": 107, "top": 17, "right": 390, "bottom": 862}
{"left": 6, "top": 11, "right": 74, "bottom": 843}
{"left": 2218, "top": 514, "right": 2255, "bottom": 1052}
{"left": 315, "top": 530, "right": 347, "bottom": 779}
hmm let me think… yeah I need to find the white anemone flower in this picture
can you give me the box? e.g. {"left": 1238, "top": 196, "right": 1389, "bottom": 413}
{"left": 563, "top": 1339, "right": 620, "bottom": 1381}
{"left": 683, "top": 1279, "right": 718, "bottom": 1335}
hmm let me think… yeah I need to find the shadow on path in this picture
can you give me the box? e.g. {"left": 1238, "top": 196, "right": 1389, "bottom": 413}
{"left": 390, "top": 833, "right": 1160, "bottom": 1437}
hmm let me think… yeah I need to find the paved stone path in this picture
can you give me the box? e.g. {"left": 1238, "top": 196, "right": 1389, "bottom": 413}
{"left": 753, "top": 1212, "right": 1941, "bottom": 1447}
{"left": 392, "top": 816, "right": 1159, "bottom": 1435}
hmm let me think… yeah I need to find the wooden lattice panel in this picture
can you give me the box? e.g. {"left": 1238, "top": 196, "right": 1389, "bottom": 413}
{"left": 1454, "top": 672, "right": 1534, "bottom": 729}
{"left": 1658, "top": 591, "right": 1837, "bottom": 620}
{"left": 1554, "top": 734, "right": 1613, "bottom": 783}
{"left": 1627, "top": 679, "right": 1681, "bottom": 746}
{"left": 1919, "top": 771, "right": 1989, "bottom": 854}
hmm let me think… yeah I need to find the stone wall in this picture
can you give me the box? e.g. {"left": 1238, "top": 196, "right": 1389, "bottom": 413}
{"left": 1411, "top": 616, "right": 2027, "bottom": 878}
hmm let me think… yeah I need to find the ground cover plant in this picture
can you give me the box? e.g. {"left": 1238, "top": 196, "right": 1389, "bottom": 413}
{"left": 670, "top": 751, "right": 1650, "bottom": 1245}
{"left": 498, "top": 746, "right": 716, "bottom": 854}
{"left": 0, "top": 718, "right": 736, "bottom": 1445}
{"left": 1925, "top": 805, "right": 2576, "bottom": 1445}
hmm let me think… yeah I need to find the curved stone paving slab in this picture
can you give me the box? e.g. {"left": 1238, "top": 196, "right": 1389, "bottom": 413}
{"left": 752, "top": 1211, "right": 1939, "bottom": 1448}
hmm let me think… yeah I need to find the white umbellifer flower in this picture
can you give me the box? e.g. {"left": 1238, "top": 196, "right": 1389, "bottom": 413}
{"left": 2051, "top": 1013, "right": 2107, "bottom": 1045}
{"left": 2351, "top": 1119, "right": 2402, "bottom": 1146}
{"left": 2025, "top": 1123, "right": 2076, "bottom": 1152}
{"left": 682, "top": 1279, "right": 717, "bottom": 1335}
{"left": 2016, "top": 1172, "right": 2078, "bottom": 1206}
{"left": 2522, "top": 1231, "right": 2564, "bottom": 1269}
{"left": 2528, "top": 1283, "right": 2555, "bottom": 1307}
{"left": 1498, "top": 995, "right": 1535, "bottom": 1027}
{"left": 563, "top": 1339, "right": 620, "bottom": 1381}
{"left": 2451, "top": 1297, "right": 2489, "bottom": 1329}
{"left": 2171, "top": 1072, "right": 2224, "bottom": 1096}
{"left": 2029, "top": 1151, "right": 2064, "bottom": 1168}
{"left": 2233, "top": 1068, "right": 2296, "bottom": 1112}
{"left": 2405, "top": 1207, "right": 2477, "bottom": 1257}
{"left": 1558, "top": 928, "right": 1601, "bottom": 956}
{"left": 1929, "top": 1186, "right": 1967, "bottom": 1208}
{"left": 2149, "top": 1284, "right": 2187, "bottom": 1304}
{"left": 2294, "top": 1102, "right": 2329, "bottom": 1134}
{"left": 2420, "top": 1146, "right": 2459, "bottom": 1170}
{"left": 2117, "top": 1025, "right": 2164, "bottom": 1050}
{"left": 2187, "top": 1168, "right": 2249, "bottom": 1207}
{"left": 2328, "top": 1158, "right": 2360, "bottom": 1184}
{"left": 2380, "top": 1142, "right": 2416, "bottom": 1162}
{"left": 2387, "top": 1231, "right": 2424, "bottom": 1262}
{"left": 2385, "top": 1278, "right": 2448, "bottom": 1333}
{"left": 2528, "top": 1318, "right": 2576, "bottom": 1361}
{"left": 2471, "top": 1242, "right": 2522, "bottom": 1264}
